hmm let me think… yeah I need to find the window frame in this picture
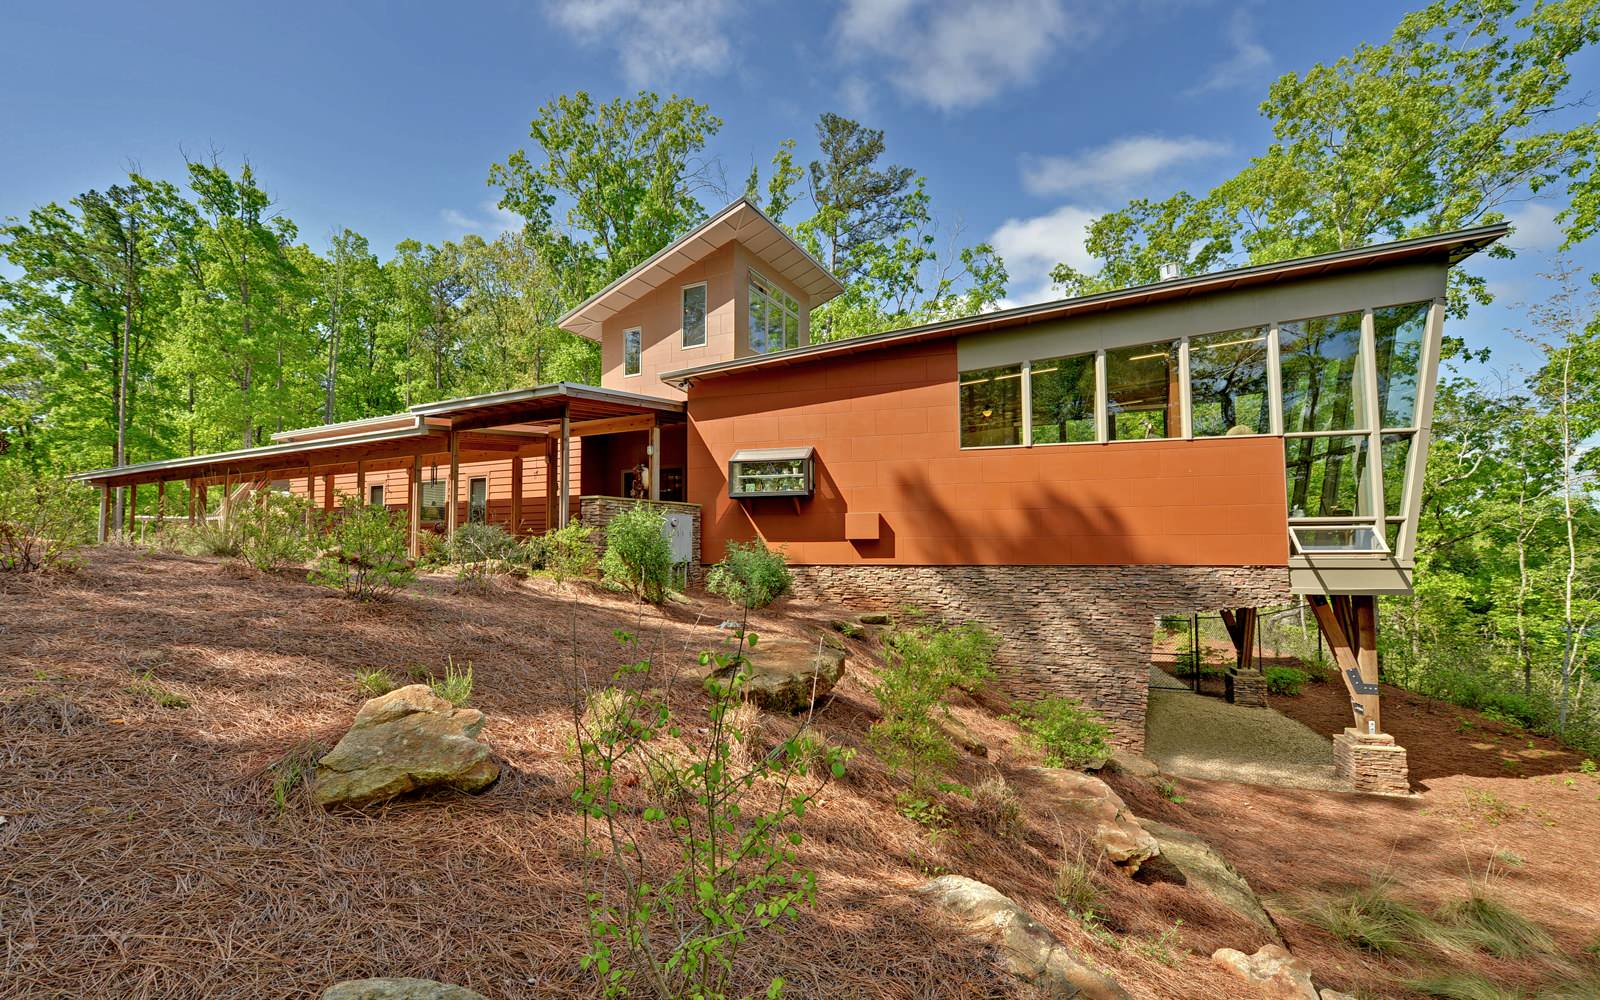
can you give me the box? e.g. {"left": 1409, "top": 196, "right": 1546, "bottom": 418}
{"left": 622, "top": 327, "right": 642, "bottom": 377}
{"left": 681, "top": 281, "right": 707, "bottom": 350}
{"left": 748, "top": 269, "right": 800, "bottom": 355}
{"left": 468, "top": 476, "right": 488, "bottom": 524}
{"left": 368, "top": 483, "right": 384, "bottom": 507}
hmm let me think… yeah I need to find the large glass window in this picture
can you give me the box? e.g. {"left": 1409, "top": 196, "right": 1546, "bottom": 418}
{"left": 1030, "top": 353, "right": 1096, "bottom": 444}
{"left": 1106, "top": 340, "right": 1178, "bottom": 440}
{"left": 1381, "top": 432, "right": 1411, "bottom": 516}
{"left": 1285, "top": 435, "right": 1373, "bottom": 519}
{"left": 469, "top": 477, "right": 488, "bottom": 524}
{"left": 682, "top": 283, "right": 707, "bottom": 348}
{"left": 749, "top": 271, "right": 800, "bottom": 354}
{"left": 1190, "top": 327, "right": 1270, "bottom": 436}
{"left": 1374, "top": 301, "right": 1429, "bottom": 428}
{"left": 960, "top": 364, "right": 1023, "bottom": 447}
{"left": 1280, "top": 311, "right": 1365, "bottom": 433}
{"left": 623, "top": 328, "right": 642, "bottom": 376}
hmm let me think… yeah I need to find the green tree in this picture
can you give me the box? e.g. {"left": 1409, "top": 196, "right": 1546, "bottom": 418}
{"left": 1052, "top": 0, "right": 1600, "bottom": 313}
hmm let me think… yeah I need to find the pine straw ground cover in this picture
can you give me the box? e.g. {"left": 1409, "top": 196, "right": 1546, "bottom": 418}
{"left": 1, "top": 546, "right": 1262, "bottom": 1000}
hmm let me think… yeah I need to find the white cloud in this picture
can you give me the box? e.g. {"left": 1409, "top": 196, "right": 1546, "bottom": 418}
{"left": 1021, "top": 135, "right": 1232, "bottom": 199}
{"left": 989, "top": 203, "right": 1100, "bottom": 306}
{"left": 544, "top": 0, "right": 737, "bottom": 84}
{"left": 1504, "top": 202, "right": 1562, "bottom": 252}
{"left": 832, "top": 0, "right": 1095, "bottom": 111}
{"left": 1185, "top": 8, "right": 1270, "bottom": 96}
{"left": 441, "top": 200, "right": 522, "bottom": 239}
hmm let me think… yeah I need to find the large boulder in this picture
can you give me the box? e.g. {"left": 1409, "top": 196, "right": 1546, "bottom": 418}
{"left": 1140, "top": 821, "right": 1280, "bottom": 939}
{"left": 312, "top": 685, "right": 498, "bottom": 809}
{"left": 1025, "top": 768, "right": 1160, "bottom": 874}
{"left": 704, "top": 637, "right": 846, "bottom": 713}
{"left": 1210, "top": 944, "right": 1317, "bottom": 1000}
{"left": 918, "top": 875, "right": 1130, "bottom": 1000}
{"left": 322, "top": 978, "right": 486, "bottom": 1000}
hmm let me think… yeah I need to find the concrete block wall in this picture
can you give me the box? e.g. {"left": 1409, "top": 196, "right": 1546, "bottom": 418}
{"left": 788, "top": 563, "right": 1292, "bottom": 751}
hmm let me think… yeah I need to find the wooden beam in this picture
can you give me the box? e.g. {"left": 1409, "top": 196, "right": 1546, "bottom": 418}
{"left": 1307, "top": 594, "right": 1382, "bottom": 733}
{"left": 97, "top": 485, "right": 110, "bottom": 543}
{"left": 648, "top": 421, "right": 661, "bottom": 501}
{"left": 408, "top": 454, "right": 422, "bottom": 560}
{"left": 510, "top": 454, "right": 524, "bottom": 536}
{"left": 568, "top": 412, "right": 656, "bottom": 438}
{"left": 558, "top": 407, "right": 571, "bottom": 527}
{"left": 446, "top": 431, "right": 460, "bottom": 539}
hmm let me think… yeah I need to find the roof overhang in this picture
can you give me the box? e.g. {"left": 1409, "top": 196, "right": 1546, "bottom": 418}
{"left": 661, "top": 223, "right": 1509, "bottom": 388}
{"left": 557, "top": 198, "right": 845, "bottom": 341}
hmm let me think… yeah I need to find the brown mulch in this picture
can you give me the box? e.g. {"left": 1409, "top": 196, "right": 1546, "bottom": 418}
{"left": 2, "top": 547, "right": 1252, "bottom": 1000}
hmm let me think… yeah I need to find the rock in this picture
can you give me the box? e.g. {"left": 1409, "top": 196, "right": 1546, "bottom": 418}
{"left": 830, "top": 618, "right": 866, "bottom": 638}
{"left": 1140, "top": 821, "right": 1280, "bottom": 939}
{"left": 322, "top": 978, "right": 486, "bottom": 1000}
{"left": 1025, "top": 768, "right": 1159, "bottom": 874}
{"left": 312, "top": 685, "right": 499, "bottom": 809}
{"left": 704, "top": 639, "right": 846, "bottom": 713}
{"left": 1319, "top": 991, "right": 1356, "bottom": 1000}
{"left": 1211, "top": 944, "right": 1317, "bottom": 1000}
{"left": 1106, "top": 751, "right": 1161, "bottom": 779}
{"left": 918, "top": 875, "right": 1131, "bottom": 1000}
{"left": 857, "top": 611, "right": 892, "bottom": 625}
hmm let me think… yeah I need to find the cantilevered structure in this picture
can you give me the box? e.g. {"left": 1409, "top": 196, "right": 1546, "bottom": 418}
{"left": 77, "top": 197, "right": 1508, "bottom": 793}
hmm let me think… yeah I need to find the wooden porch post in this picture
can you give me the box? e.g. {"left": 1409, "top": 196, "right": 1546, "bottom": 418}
{"left": 545, "top": 436, "right": 558, "bottom": 532}
{"left": 304, "top": 467, "right": 315, "bottom": 532}
{"left": 356, "top": 460, "right": 366, "bottom": 506}
{"left": 127, "top": 483, "right": 138, "bottom": 536}
{"left": 186, "top": 479, "right": 196, "bottom": 525}
{"left": 446, "top": 430, "right": 460, "bottom": 539}
{"left": 648, "top": 420, "right": 661, "bottom": 501}
{"left": 510, "top": 454, "right": 524, "bottom": 536}
{"left": 97, "top": 485, "right": 110, "bottom": 543}
{"left": 197, "top": 481, "right": 208, "bottom": 524}
{"left": 409, "top": 454, "right": 422, "bottom": 560}
{"left": 156, "top": 481, "right": 166, "bottom": 529}
{"left": 558, "top": 407, "right": 571, "bottom": 528}
{"left": 323, "top": 473, "right": 335, "bottom": 515}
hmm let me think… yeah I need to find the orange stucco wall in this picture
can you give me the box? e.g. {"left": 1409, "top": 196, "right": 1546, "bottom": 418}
{"left": 687, "top": 339, "right": 1290, "bottom": 567}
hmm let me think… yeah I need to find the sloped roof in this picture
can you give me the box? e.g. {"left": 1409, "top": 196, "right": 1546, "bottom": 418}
{"left": 660, "top": 222, "right": 1509, "bottom": 386}
{"left": 556, "top": 198, "right": 845, "bottom": 340}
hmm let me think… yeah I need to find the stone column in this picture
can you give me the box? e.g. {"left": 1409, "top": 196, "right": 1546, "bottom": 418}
{"left": 1333, "top": 728, "right": 1410, "bottom": 795}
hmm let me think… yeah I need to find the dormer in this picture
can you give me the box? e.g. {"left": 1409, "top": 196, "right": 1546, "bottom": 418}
{"left": 557, "top": 198, "right": 845, "bottom": 399}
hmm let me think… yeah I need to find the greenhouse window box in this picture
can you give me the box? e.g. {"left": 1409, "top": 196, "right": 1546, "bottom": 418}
{"left": 728, "top": 447, "right": 814, "bottom": 499}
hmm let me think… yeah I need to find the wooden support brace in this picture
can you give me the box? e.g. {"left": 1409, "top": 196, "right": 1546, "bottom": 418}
{"left": 446, "top": 430, "right": 460, "bottom": 539}
{"left": 356, "top": 461, "right": 366, "bottom": 506}
{"left": 510, "top": 454, "right": 523, "bottom": 536}
{"left": 98, "top": 486, "right": 110, "bottom": 543}
{"left": 1307, "top": 594, "right": 1383, "bottom": 733}
{"left": 156, "top": 481, "right": 166, "bottom": 527}
{"left": 408, "top": 454, "right": 422, "bottom": 560}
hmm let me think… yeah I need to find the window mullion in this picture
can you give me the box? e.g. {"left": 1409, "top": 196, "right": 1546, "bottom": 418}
{"left": 1094, "top": 349, "right": 1108, "bottom": 443}
{"left": 1267, "top": 321, "right": 1283, "bottom": 436}
{"left": 1021, "top": 359, "right": 1033, "bottom": 447}
{"left": 1178, "top": 336, "right": 1193, "bottom": 439}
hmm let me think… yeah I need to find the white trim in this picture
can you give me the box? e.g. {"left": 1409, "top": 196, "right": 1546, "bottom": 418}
{"left": 1020, "top": 358, "right": 1034, "bottom": 446}
{"left": 680, "top": 281, "right": 708, "bottom": 350}
{"left": 1267, "top": 321, "right": 1284, "bottom": 436}
{"left": 1178, "top": 336, "right": 1193, "bottom": 439}
{"left": 1094, "top": 349, "right": 1108, "bottom": 443}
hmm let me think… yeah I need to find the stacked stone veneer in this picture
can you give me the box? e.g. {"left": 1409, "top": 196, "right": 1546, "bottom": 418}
{"left": 788, "top": 564, "right": 1292, "bottom": 751}
{"left": 578, "top": 496, "right": 702, "bottom": 582}
{"left": 1227, "top": 668, "right": 1269, "bottom": 708}
{"left": 1333, "top": 728, "right": 1410, "bottom": 795}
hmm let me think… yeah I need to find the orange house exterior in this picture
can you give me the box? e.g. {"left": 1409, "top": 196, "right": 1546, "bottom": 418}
{"left": 78, "top": 197, "right": 1508, "bottom": 787}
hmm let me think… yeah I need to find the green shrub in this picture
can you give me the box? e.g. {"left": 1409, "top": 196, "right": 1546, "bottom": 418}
{"left": 354, "top": 669, "right": 395, "bottom": 698}
{"left": 706, "top": 538, "right": 793, "bottom": 609}
{"left": 235, "top": 491, "right": 313, "bottom": 572}
{"left": 0, "top": 470, "right": 97, "bottom": 573}
{"left": 308, "top": 499, "right": 415, "bottom": 600}
{"left": 1265, "top": 665, "right": 1309, "bottom": 696}
{"left": 429, "top": 658, "right": 473, "bottom": 707}
{"left": 599, "top": 504, "right": 674, "bottom": 603}
{"left": 1007, "top": 696, "right": 1111, "bottom": 769}
{"left": 165, "top": 519, "right": 243, "bottom": 558}
{"left": 446, "top": 521, "right": 522, "bottom": 565}
{"left": 519, "top": 532, "right": 546, "bottom": 569}
{"left": 870, "top": 623, "right": 996, "bottom": 787}
{"left": 543, "top": 520, "right": 598, "bottom": 585}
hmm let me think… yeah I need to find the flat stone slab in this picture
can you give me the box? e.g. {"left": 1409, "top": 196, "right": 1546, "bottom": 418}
{"left": 323, "top": 978, "right": 487, "bottom": 1000}
{"left": 1023, "top": 767, "right": 1160, "bottom": 874}
{"left": 1141, "top": 820, "right": 1280, "bottom": 939}
{"left": 312, "top": 685, "right": 499, "bottom": 808}
{"left": 704, "top": 637, "right": 846, "bottom": 713}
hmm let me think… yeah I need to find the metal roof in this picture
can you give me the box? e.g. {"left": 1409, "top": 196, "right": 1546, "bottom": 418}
{"left": 660, "top": 223, "right": 1510, "bottom": 386}
{"left": 556, "top": 198, "right": 845, "bottom": 341}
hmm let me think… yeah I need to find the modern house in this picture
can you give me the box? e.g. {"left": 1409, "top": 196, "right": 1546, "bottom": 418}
{"left": 77, "top": 198, "right": 1508, "bottom": 793}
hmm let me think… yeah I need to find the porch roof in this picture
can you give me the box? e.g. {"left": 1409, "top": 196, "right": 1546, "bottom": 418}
{"left": 75, "top": 382, "right": 684, "bottom": 488}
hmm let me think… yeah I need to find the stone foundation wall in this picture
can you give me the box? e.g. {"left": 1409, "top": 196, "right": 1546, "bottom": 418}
{"left": 1333, "top": 728, "right": 1411, "bottom": 795}
{"left": 578, "top": 496, "right": 702, "bottom": 582}
{"left": 788, "top": 564, "right": 1292, "bottom": 751}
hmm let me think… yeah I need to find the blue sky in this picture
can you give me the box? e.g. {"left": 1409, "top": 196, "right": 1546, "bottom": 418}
{"left": 3, "top": 0, "right": 1593, "bottom": 376}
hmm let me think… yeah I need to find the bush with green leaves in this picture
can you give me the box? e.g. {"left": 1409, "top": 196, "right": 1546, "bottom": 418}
{"left": 0, "top": 470, "right": 96, "bottom": 573}
{"left": 543, "top": 520, "right": 598, "bottom": 585}
{"left": 308, "top": 499, "right": 415, "bottom": 600}
{"left": 234, "top": 490, "right": 314, "bottom": 572}
{"left": 572, "top": 626, "right": 847, "bottom": 999}
{"left": 163, "top": 518, "right": 243, "bottom": 558}
{"left": 870, "top": 623, "right": 997, "bottom": 788}
{"left": 1265, "top": 665, "right": 1309, "bottom": 696}
{"left": 1007, "top": 696, "right": 1111, "bottom": 769}
{"left": 706, "top": 538, "right": 793, "bottom": 610}
{"left": 446, "top": 522, "right": 526, "bottom": 588}
{"left": 599, "top": 504, "right": 674, "bottom": 603}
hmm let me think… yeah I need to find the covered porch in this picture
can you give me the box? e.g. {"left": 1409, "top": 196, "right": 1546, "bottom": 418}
{"left": 76, "top": 383, "right": 689, "bottom": 558}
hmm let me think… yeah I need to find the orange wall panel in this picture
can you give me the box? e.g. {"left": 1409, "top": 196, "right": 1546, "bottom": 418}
{"left": 687, "top": 339, "right": 1290, "bottom": 568}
